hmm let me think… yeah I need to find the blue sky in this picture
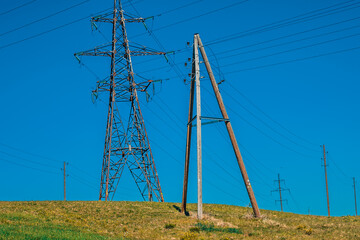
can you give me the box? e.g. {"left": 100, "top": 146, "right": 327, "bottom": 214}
{"left": 0, "top": 0, "right": 359, "bottom": 217}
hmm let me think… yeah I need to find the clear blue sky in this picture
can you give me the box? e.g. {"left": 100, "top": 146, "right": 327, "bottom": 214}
{"left": 0, "top": 0, "right": 359, "bottom": 217}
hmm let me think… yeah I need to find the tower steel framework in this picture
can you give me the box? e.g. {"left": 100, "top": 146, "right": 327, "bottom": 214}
{"left": 75, "top": 0, "right": 164, "bottom": 202}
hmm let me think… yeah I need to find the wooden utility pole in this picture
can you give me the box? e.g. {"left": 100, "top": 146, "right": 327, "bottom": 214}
{"left": 202, "top": 34, "right": 260, "bottom": 217}
{"left": 194, "top": 35, "right": 203, "bottom": 220}
{"left": 63, "top": 161, "right": 67, "bottom": 201}
{"left": 181, "top": 33, "right": 261, "bottom": 218}
{"left": 181, "top": 35, "right": 202, "bottom": 219}
{"left": 322, "top": 145, "right": 330, "bottom": 217}
{"left": 354, "top": 177, "right": 358, "bottom": 216}
{"left": 278, "top": 174, "right": 283, "bottom": 212}
{"left": 181, "top": 44, "right": 196, "bottom": 214}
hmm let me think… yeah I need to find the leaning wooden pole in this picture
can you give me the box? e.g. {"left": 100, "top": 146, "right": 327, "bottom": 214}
{"left": 181, "top": 40, "right": 196, "bottom": 214}
{"left": 196, "top": 34, "right": 261, "bottom": 218}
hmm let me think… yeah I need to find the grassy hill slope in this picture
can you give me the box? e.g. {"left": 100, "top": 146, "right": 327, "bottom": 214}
{"left": 0, "top": 201, "right": 359, "bottom": 239}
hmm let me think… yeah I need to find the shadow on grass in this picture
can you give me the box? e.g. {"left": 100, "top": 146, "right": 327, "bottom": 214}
{"left": 172, "top": 205, "right": 190, "bottom": 216}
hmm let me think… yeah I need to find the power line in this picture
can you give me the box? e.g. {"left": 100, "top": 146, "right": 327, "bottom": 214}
{"left": 206, "top": 0, "right": 360, "bottom": 46}
{"left": 70, "top": 163, "right": 99, "bottom": 181}
{"left": 225, "top": 100, "right": 314, "bottom": 158}
{"left": 0, "top": 149, "right": 59, "bottom": 169}
{"left": 138, "top": 97, "right": 259, "bottom": 201}
{"left": 222, "top": 44, "right": 360, "bottom": 74}
{"left": 225, "top": 81, "right": 318, "bottom": 146}
{"left": 209, "top": 15, "right": 360, "bottom": 58}
{"left": 0, "top": 0, "right": 147, "bottom": 50}
{"left": 0, "top": 8, "right": 112, "bottom": 50}
{"left": 0, "top": 141, "right": 101, "bottom": 185}
{"left": 148, "top": 92, "right": 274, "bottom": 193}
{"left": 0, "top": 0, "right": 37, "bottom": 16}
{"left": 130, "top": 0, "right": 251, "bottom": 38}
{"left": 0, "top": 157, "right": 58, "bottom": 175}
{"left": 219, "top": 87, "right": 319, "bottom": 152}
{"left": 136, "top": 20, "right": 360, "bottom": 77}
{"left": 136, "top": 2, "right": 360, "bottom": 67}
{"left": 68, "top": 174, "right": 98, "bottom": 191}
{"left": 0, "top": 0, "right": 90, "bottom": 37}
{"left": 200, "top": 102, "right": 275, "bottom": 188}
{"left": 215, "top": 24, "right": 360, "bottom": 61}
{"left": 200, "top": 85, "right": 315, "bottom": 158}
{"left": 0, "top": 142, "right": 62, "bottom": 163}
{"left": 219, "top": 31, "right": 360, "bottom": 68}
{"left": 144, "top": 88, "right": 273, "bottom": 192}
{"left": 154, "top": 0, "right": 204, "bottom": 17}
{"left": 128, "top": 1, "right": 187, "bottom": 81}
{"left": 149, "top": 139, "right": 244, "bottom": 204}
{"left": 327, "top": 154, "right": 352, "bottom": 180}
{"left": 144, "top": 94, "right": 274, "bottom": 194}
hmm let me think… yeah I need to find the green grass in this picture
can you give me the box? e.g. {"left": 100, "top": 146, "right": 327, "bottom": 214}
{"left": 0, "top": 201, "right": 359, "bottom": 239}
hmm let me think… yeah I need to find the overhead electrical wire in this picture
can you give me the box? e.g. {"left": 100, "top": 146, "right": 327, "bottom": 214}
{"left": 153, "top": 0, "right": 204, "bottom": 17}
{"left": 200, "top": 85, "right": 316, "bottom": 158}
{"left": 127, "top": 1, "right": 187, "bottom": 81}
{"left": 0, "top": 7, "right": 112, "bottom": 50}
{"left": 327, "top": 154, "right": 352, "bottom": 180}
{"left": 222, "top": 44, "right": 360, "bottom": 74}
{"left": 201, "top": 102, "right": 276, "bottom": 175}
{"left": 215, "top": 24, "right": 360, "bottom": 61}
{"left": 144, "top": 62, "right": 280, "bottom": 188}
{"left": 219, "top": 31, "right": 360, "bottom": 68}
{"left": 0, "top": 0, "right": 145, "bottom": 50}
{"left": 200, "top": 102, "right": 275, "bottom": 185}
{"left": 68, "top": 174, "right": 98, "bottom": 191}
{"left": 135, "top": 2, "right": 360, "bottom": 67}
{"left": 0, "top": 141, "right": 102, "bottom": 190}
{"left": 215, "top": 19, "right": 360, "bottom": 58}
{"left": 0, "top": 149, "right": 59, "bottom": 169}
{"left": 206, "top": 0, "right": 360, "bottom": 46}
{"left": 224, "top": 81, "right": 319, "bottom": 147}
{"left": 146, "top": 92, "right": 275, "bottom": 193}
{"left": 141, "top": 100, "right": 245, "bottom": 191}
{"left": 1, "top": 0, "right": 358, "bottom": 55}
{"left": 130, "top": 0, "right": 251, "bottom": 39}
{"left": 136, "top": 98, "right": 260, "bottom": 201}
{"left": 0, "top": 157, "right": 58, "bottom": 175}
{"left": 135, "top": 21, "right": 360, "bottom": 76}
{"left": 149, "top": 139, "right": 245, "bottom": 204}
{"left": 153, "top": 96, "right": 259, "bottom": 188}
{"left": 0, "top": 0, "right": 37, "bottom": 16}
{"left": 0, "top": 0, "right": 91, "bottom": 38}
{"left": 219, "top": 88, "right": 319, "bottom": 152}
{"left": 223, "top": 97, "right": 315, "bottom": 158}
{"left": 0, "top": 141, "right": 62, "bottom": 163}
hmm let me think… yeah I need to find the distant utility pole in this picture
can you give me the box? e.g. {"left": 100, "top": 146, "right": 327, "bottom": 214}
{"left": 61, "top": 162, "right": 67, "bottom": 201}
{"left": 271, "top": 173, "right": 289, "bottom": 211}
{"left": 321, "top": 145, "right": 330, "bottom": 217}
{"left": 181, "top": 33, "right": 261, "bottom": 219}
{"left": 354, "top": 177, "right": 358, "bottom": 216}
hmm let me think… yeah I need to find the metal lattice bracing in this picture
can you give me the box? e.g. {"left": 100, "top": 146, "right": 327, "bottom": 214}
{"left": 75, "top": 0, "right": 164, "bottom": 202}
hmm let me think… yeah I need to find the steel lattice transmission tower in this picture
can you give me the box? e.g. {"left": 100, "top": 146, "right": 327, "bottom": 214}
{"left": 75, "top": 0, "right": 164, "bottom": 202}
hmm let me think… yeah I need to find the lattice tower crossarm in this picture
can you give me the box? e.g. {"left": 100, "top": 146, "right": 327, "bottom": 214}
{"left": 75, "top": 0, "right": 164, "bottom": 202}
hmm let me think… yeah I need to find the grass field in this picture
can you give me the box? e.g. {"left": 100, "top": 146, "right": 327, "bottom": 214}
{"left": 0, "top": 201, "right": 359, "bottom": 239}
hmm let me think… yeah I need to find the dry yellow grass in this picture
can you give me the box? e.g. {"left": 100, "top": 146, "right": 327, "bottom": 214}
{"left": 0, "top": 201, "right": 359, "bottom": 239}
